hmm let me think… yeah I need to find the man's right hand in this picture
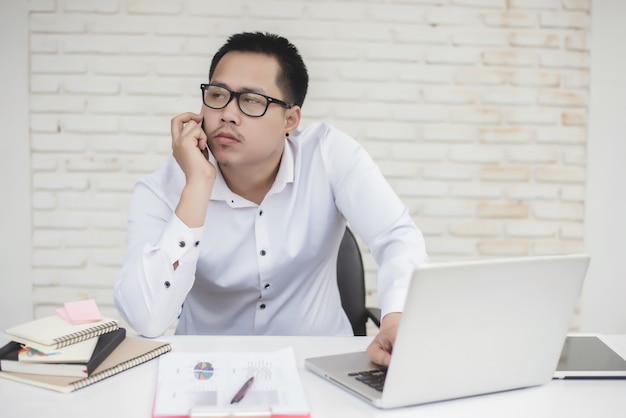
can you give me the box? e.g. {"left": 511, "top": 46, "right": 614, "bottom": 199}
{"left": 171, "top": 112, "right": 216, "bottom": 229}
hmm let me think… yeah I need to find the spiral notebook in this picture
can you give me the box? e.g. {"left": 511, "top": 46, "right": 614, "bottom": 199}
{"left": 0, "top": 336, "right": 171, "bottom": 393}
{"left": 4, "top": 315, "right": 119, "bottom": 352}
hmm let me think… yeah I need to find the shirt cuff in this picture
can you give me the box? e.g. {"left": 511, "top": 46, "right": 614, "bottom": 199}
{"left": 158, "top": 213, "right": 204, "bottom": 265}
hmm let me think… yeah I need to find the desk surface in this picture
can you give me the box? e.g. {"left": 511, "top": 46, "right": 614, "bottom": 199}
{"left": 2, "top": 334, "right": 626, "bottom": 418}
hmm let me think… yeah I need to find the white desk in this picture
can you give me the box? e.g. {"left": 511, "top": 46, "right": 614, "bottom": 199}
{"left": 2, "top": 334, "right": 626, "bottom": 417}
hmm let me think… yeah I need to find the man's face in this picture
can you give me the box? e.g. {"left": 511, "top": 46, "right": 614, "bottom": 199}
{"left": 202, "top": 51, "right": 299, "bottom": 170}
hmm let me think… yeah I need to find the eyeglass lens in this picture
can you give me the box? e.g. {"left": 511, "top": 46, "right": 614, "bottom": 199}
{"left": 203, "top": 85, "right": 268, "bottom": 117}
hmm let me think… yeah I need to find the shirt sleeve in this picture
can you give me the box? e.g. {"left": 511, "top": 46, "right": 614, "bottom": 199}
{"left": 321, "top": 125, "right": 429, "bottom": 318}
{"left": 114, "top": 179, "right": 204, "bottom": 338}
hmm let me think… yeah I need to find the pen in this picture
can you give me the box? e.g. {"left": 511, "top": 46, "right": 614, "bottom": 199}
{"left": 230, "top": 376, "right": 254, "bottom": 404}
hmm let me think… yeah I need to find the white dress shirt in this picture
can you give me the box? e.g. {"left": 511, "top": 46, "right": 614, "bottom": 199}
{"left": 114, "top": 122, "right": 428, "bottom": 338}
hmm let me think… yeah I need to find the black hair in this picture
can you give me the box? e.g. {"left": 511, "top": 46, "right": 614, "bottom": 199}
{"left": 209, "top": 32, "right": 309, "bottom": 108}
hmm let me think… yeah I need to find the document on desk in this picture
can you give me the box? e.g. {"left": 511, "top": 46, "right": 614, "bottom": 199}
{"left": 152, "top": 347, "right": 309, "bottom": 418}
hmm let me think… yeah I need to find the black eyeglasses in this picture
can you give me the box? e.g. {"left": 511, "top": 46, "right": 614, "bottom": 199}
{"left": 200, "top": 84, "right": 293, "bottom": 117}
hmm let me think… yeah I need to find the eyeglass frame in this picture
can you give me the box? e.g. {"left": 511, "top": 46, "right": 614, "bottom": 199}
{"left": 200, "top": 83, "right": 293, "bottom": 117}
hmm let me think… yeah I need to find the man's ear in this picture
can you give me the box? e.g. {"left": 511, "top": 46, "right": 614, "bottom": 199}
{"left": 284, "top": 106, "right": 301, "bottom": 134}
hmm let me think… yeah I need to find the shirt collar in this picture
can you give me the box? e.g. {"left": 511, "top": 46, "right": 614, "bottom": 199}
{"left": 209, "top": 138, "right": 295, "bottom": 207}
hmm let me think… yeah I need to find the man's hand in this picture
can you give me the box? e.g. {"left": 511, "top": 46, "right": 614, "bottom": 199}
{"left": 366, "top": 312, "right": 402, "bottom": 367}
{"left": 171, "top": 112, "right": 215, "bottom": 183}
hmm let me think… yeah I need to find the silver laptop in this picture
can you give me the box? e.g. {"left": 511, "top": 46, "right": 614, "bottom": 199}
{"left": 305, "top": 254, "right": 590, "bottom": 409}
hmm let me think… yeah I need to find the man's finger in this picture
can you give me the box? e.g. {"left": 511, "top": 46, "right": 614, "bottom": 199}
{"left": 171, "top": 112, "right": 202, "bottom": 139}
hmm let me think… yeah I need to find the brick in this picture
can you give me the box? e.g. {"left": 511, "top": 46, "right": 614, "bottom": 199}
{"left": 422, "top": 87, "right": 479, "bottom": 104}
{"left": 249, "top": 2, "right": 304, "bottom": 19}
{"left": 378, "top": 161, "right": 419, "bottom": 178}
{"left": 398, "top": 66, "right": 451, "bottom": 84}
{"left": 454, "top": 70, "right": 507, "bottom": 85}
{"left": 561, "top": 185, "right": 585, "bottom": 201}
{"left": 31, "top": 134, "right": 87, "bottom": 152}
{"left": 561, "top": 111, "right": 586, "bottom": 126}
{"left": 532, "top": 202, "right": 584, "bottom": 221}
{"left": 58, "top": 193, "right": 127, "bottom": 211}
{"left": 482, "top": 50, "right": 536, "bottom": 67}
{"left": 367, "top": 4, "right": 425, "bottom": 24}
{"left": 92, "top": 57, "right": 150, "bottom": 75}
{"left": 366, "top": 44, "right": 421, "bottom": 62}
{"left": 532, "top": 240, "right": 584, "bottom": 255}
{"left": 540, "top": 51, "right": 589, "bottom": 69}
{"left": 535, "top": 166, "right": 585, "bottom": 183}
{"left": 425, "top": 49, "right": 478, "bottom": 65}
{"left": 362, "top": 123, "right": 418, "bottom": 142}
{"left": 563, "top": 0, "right": 590, "bottom": 11}
{"left": 33, "top": 211, "right": 88, "bottom": 229}
{"left": 65, "top": 231, "right": 124, "bottom": 248}
{"left": 510, "top": 71, "right": 561, "bottom": 87}
{"left": 480, "top": 165, "right": 530, "bottom": 182}
{"left": 539, "top": 12, "right": 590, "bottom": 29}
{"left": 338, "top": 63, "right": 395, "bottom": 82}
{"left": 479, "top": 127, "right": 534, "bottom": 143}
{"left": 155, "top": 57, "right": 213, "bottom": 77}
{"left": 62, "top": 37, "right": 122, "bottom": 54}
{"left": 506, "top": 0, "right": 560, "bottom": 9}
{"left": 563, "top": 72, "right": 589, "bottom": 88}
{"left": 31, "top": 154, "right": 59, "bottom": 171}
{"left": 391, "top": 143, "right": 447, "bottom": 161}
{"left": 482, "top": 88, "right": 536, "bottom": 105}
{"left": 65, "top": 156, "right": 123, "bottom": 172}
{"left": 32, "top": 192, "right": 58, "bottom": 210}
{"left": 509, "top": 32, "right": 560, "bottom": 49}
{"left": 336, "top": 103, "right": 390, "bottom": 120}
{"left": 507, "top": 147, "right": 559, "bottom": 164}
{"left": 562, "top": 149, "right": 586, "bottom": 165}
{"left": 30, "top": 16, "right": 86, "bottom": 33}
{"left": 393, "top": 27, "right": 448, "bottom": 45}
{"left": 29, "top": 0, "right": 57, "bottom": 12}
{"left": 452, "top": 32, "right": 508, "bottom": 47}
{"left": 482, "top": 12, "right": 536, "bottom": 28}
{"left": 32, "top": 173, "right": 90, "bottom": 191}
{"left": 390, "top": 179, "right": 448, "bottom": 197}
{"left": 421, "top": 200, "right": 476, "bottom": 218}
{"left": 305, "top": 3, "right": 366, "bottom": 20}
{"left": 126, "top": 0, "right": 183, "bottom": 15}
{"left": 536, "top": 127, "right": 585, "bottom": 144}
{"left": 152, "top": 97, "right": 203, "bottom": 116}
{"left": 88, "top": 97, "right": 151, "bottom": 115}
{"left": 450, "top": 221, "right": 501, "bottom": 237}
{"left": 64, "top": 77, "right": 120, "bottom": 95}
{"left": 31, "top": 35, "right": 58, "bottom": 53}
{"left": 31, "top": 96, "right": 86, "bottom": 113}
{"left": 477, "top": 240, "right": 529, "bottom": 256}
{"left": 427, "top": 9, "right": 480, "bottom": 26}
{"left": 450, "top": 145, "right": 503, "bottom": 163}
{"left": 477, "top": 202, "right": 530, "bottom": 218}
{"left": 393, "top": 105, "right": 447, "bottom": 123}
{"left": 91, "top": 249, "right": 125, "bottom": 267}
{"left": 505, "top": 222, "right": 557, "bottom": 238}
{"left": 63, "top": 0, "right": 119, "bottom": 13}
{"left": 413, "top": 218, "right": 447, "bottom": 236}
{"left": 91, "top": 136, "right": 152, "bottom": 154}
{"left": 32, "top": 250, "right": 87, "bottom": 268}
{"left": 422, "top": 164, "right": 476, "bottom": 180}
{"left": 451, "top": 0, "right": 504, "bottom": 7}
{"left": 31, "top": 75, "right": 61, "bottom": 93}
{"left": 95, "top": 175, "right": 143, "bottom": 192}
{"left": 185, "top": 1, "right": 243, "bottom": 16}
{"left": 31, "top": 114, "right": 60, "bottom": 133}
{"left": 538, "top": 90, "right": 587, "bottom": 107}
{"left": 305, "top": 43, "right": 362, "bottom": 61}
{"left": 505, "top": 184, "right": 559, "bottom": 200}
{"left": 424, "top": 237, "right": 477, "bottom": 256}
{"left": 33, "top": 231, "right": 62, "bottom": 248}
{"left": 422, "top": 126, "right": 475, "bottom": 142}
{"left": 565, "top": 34, "right": 589, "bottom": 51}
{"left": 62, "top": 115, "right": 120, "bottom": 134}
{"left": 124, "top": 116, "right": 172, "bottom": 135}
{"left": 507, "top": 108, "right": 558, "bottom": 125}
{"left": 561, "top": 224, "right": 584, "bottom": 239}
{"left": 125, "top": 79, "right": 184, "bottom": 96}
{"left": 31, "top": 55, "right": 87, "bottom": 74}
{"left": 450, "top": 108, "right": 502, "bottom": 124}
{"left": 90, "top": 212, "right": 129, "bottom": 230}
{"left": 450, "top": 184, "right": 503, "bottom": 198}
{"left": 89, "top": 18, "right": 151, "bottom": 35}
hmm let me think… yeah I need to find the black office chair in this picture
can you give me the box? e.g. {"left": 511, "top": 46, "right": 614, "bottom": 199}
{"left": 336, "top": 227, "right": 381, "bottom": 336}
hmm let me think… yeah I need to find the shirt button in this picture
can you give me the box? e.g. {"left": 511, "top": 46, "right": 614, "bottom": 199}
{"left": 164, "top": 281, "right": 171, "bottom": 288}
{"left": 179, "top": 241, "right": 186, "bottom": 248}
{"left": 264, "top": 283, "right": 270, "bottom": 289}
{"left": 195, "top": 241, "right": 200, "bottom": 247}
{"left": 260, "top": 303, "right": 266, "bottom": 310}
{"left": 260, "top": 250, "right": 266, "bottom": 256}
{"left": 259, "top": 209, "right": 263, "bottom": 216}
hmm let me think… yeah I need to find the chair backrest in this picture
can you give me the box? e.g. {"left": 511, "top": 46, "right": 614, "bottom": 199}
{"left": 336, "top": 227, "right": 367, "bottom": 336}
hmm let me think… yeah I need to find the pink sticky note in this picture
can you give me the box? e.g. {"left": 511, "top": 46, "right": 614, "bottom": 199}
{"left": 59, "top": 299, "right": 102, "bottom": 325}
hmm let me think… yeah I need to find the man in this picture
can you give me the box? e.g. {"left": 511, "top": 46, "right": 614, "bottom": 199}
{"left": 114, "top": 32, "right": 428, "bottom": 366}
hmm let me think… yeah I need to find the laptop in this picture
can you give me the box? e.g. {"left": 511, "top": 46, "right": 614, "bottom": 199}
{"left": 555, "top": 335, "right": 626, "bottom": 378}
{"left": 305, "top": 254, "right": 591, "bottom": 409}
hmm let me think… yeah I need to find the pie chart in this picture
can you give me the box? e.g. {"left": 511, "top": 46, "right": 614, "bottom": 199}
{"left": 193, "top": 361, "right": 214, "bottom": 380}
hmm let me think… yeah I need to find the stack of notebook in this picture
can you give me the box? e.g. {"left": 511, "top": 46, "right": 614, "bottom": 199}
{"left": 0, "top": 301, "right": 171, "bottom": 393}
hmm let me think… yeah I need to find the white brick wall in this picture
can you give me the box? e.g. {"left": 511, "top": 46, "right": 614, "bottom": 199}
{"left": 27, "top": 1, "right": 590, "bottom": 331}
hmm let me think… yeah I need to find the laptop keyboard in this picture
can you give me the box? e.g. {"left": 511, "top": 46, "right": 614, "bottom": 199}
{"left": 348, "top": 368, "right": 387, "bottom": 392}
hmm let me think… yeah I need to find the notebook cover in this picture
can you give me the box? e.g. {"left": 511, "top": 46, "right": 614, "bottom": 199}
{"left": 4, "top": 316, "right": 119, "bottom": 351}
{"left": 0, "top": 328, "right": 126, "bottom": 377}
{"left": 0, "top": 336, "right": 171, "bottom": 392}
